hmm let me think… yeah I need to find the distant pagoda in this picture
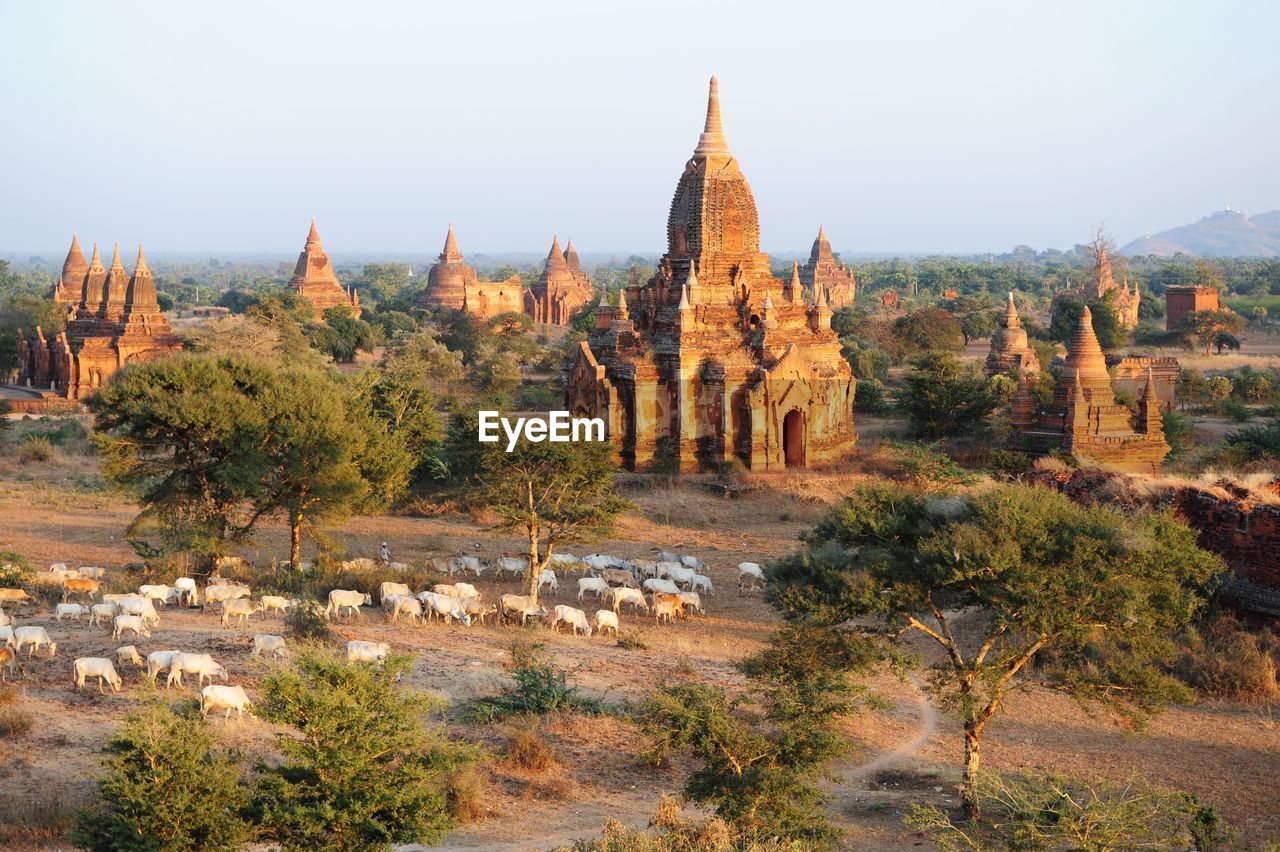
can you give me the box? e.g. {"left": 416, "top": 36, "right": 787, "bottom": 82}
{"left": 18, "top": 237, "right": 181, "bottom": 398}
{"left": 288, "top": 219, "right": 361, "bottom": 318}
{"left": 419, "top": 224, "right": 525, "bottom": 319}
{"left": 1013, "top": 306, "right": 1168, "bottom": 473}
{"left": 985, "top": 292, "right": 1040, "bottom": 377}
{"left": 525, "top": 235, "right": 595, "bottom": 325}
{"left": 799, "top": 225, "right": 856, "bottom": 308}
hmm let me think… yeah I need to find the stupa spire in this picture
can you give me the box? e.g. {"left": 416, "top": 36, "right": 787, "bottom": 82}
{"left": 89, "top": 242, "right": 102, "bottom": 267}
{"left": 545, "top": 235, "right": 569, "bottom": 272}
{"left": 110, "top": 242, "right": 123, "bottom": 270}
{"left": 693, "top": 75, "right": 731, "bottom": 160}
{"left": 1004, "top": 292, "right": 1021, "bottom": 328}
{"left": 306, "top": 217, "right": 322, "bottom": 249}
{"left": 135, "top": 244, "right": 149, "bottom": 274}
{"left": 442, "top": 223, "right": 462, "bottom": 261}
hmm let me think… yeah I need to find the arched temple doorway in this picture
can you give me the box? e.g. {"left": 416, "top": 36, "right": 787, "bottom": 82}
{"left": 783, "top": 408, "right": 805, "bottom": 468}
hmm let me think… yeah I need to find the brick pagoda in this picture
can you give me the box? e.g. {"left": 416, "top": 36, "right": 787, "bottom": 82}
{"left": 799, "top": 225, "right": 856, "bottom": 308}
{"left": 419, "top": 224, "right": 525, "bottom": 319}
{"left": 288, "top": 219, "right": 361, "bottom": 318}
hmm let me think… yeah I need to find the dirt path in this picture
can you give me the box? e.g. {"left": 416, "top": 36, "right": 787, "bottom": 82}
{"left": 844, "top": 675, "right": 937, "bottom": 783}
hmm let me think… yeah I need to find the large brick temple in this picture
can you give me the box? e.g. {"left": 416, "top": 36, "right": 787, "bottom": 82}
{"left": 799, "top": 225, "right": 856, "bottom": 308}
{"left": 1013, "top": 306, "right": 1169, "bottom": 473}
{"left": 289, "top": 219, "right": 361, "bottom": 318}
{"left": 17, "top": 236, "right": 181, "bottom": 399}
{"left": 565, "top": 77, "right": 857, "bottom": 472}
{"left": 419, "top": 224, "right": 525, "bottom": 320}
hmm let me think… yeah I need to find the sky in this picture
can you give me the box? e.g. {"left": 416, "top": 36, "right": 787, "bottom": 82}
{"left": 2, "top": 0, "right": 1278, "bottom": 256}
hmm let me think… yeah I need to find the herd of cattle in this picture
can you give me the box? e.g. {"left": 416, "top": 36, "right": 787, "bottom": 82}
{"left": 0, "top": 552, "right": 770, "bottom": 722}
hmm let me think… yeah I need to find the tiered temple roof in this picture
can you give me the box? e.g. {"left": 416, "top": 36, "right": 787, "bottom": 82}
{"left": 288, "top": 219, "right": 361, "bottom": 318}
{"left": 1014, "top": 306, "right": 1168, "bottom": 473}
{"left": 800, "top": 225, "right": 856, "bottom": 308}
{"left": 565, "top": 76, "right": 857, "bottom": 472}
{"left": 18, "top": 236, "right": 180, "bottom": 399}
{"left": 525, "top": 235, "right": 594, "bottom": 325}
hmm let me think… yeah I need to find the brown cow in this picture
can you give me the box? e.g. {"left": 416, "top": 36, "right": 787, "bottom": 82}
{"left": 0, "top": 588, "right": 35, "bottom": 608}
{"left": 62, "top": 577, "right": 101, "bottom": 601}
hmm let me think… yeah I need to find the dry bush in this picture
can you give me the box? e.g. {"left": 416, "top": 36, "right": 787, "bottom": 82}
{"left": 1177, "top": 615, "right": 1280, "bottom": 701}
{"left": 0, "top": 795, "right": 80, "bottom": 848}
{"left": 0, "top": 685, "right": 17, "bottom": 705}
{"left": 504, "top": 719, "right": 556, "bottom": 772}
{"left": 0, "top": 705, "right": 35, "bottom": 737}
{"left": 16, "top": 435, "right": 58, "bottom": 464}
{"left": 445, "top": 764, "right": 489, "bottom": 823}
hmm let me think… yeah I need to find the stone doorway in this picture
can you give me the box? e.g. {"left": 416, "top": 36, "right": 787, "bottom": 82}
{"left": 783, "top": 408, "right": 805, "bottom": 468}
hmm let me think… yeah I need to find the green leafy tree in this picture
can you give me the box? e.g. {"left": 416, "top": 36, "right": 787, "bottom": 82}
{"left": 892, "top": 308, "right": 964, "bottom": 356}
{"left": 898, "top": 352, "right": 1001, "bottom": 440}
{"left": 89, "top": 354, "right": 276, "bottom": 561}
{"left": 960, "top": 310, "right": 998, "bottom": 344}
{"left": 72, "top": 703, "right": 251, "bottom": 851}
{"left": 1205, "top": 375, "right": 1233, "bottom": 402}
{"left": 1179, "top": 310, "right": 1244, "bottom": 355}
{"left": 480, "top": 440, "right": 628, "bottom": 601}
{"left": 255, "top": 369, "right": 412, "bottom": 566}
{"left": 252, "top": 648, "right": 473, "bottom": 851}
{"left": 637, "top": 626, "right": 876, "bottom": 847}
{"left": 1048, "top": 296, "right": 1127, "bottom": 350}
{"left": 767, "top": 483, "right": 1222, "bottom": 819}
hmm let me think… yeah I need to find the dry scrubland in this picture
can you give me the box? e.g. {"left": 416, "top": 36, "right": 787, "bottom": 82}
{"left": 0, "top": 447, "right": 1277, "bottom": 850}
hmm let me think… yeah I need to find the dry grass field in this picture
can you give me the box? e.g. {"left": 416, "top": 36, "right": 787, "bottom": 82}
{"left": 0, "top": 441, "right": 1277, "bottom": 850}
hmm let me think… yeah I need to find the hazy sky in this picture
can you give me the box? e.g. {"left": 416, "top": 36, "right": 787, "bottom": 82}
{"left": 2, "top": 0, "right": 1277, "bottom": 255}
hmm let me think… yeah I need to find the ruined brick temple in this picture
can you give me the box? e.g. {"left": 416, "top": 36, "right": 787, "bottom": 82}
{"left": 798, "top": 226, "right": 856, "bottom": 308}
{"left": 565, "top": 77, "right": 857, "bottom": 471}
{"left": 1165, "top": 284, "right": 1222, "bottom": 331}
{"left": 1056, "top": 245, "right": 1140, "bottom": 330}
{"left": 985, "top": 292, "right": 1040, "bottom": 377}
{"left": 17, "top": 236, "right": 180, "bottom": 399}
{"left": 525, "top": 236, "right": 596, "bottom": 325}
{"left": 419, "top": 224, "right": 525, "bottom": 320}
{"left": 289, "top": 219, "right": 361, "bottom": 318}
{"left": 1012, "top": 306, "right": 1169, "bottom": 473}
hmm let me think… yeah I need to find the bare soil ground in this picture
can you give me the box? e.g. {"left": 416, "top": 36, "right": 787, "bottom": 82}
{"left": 0, "top": 449, "right": 1277, "bottom": 850}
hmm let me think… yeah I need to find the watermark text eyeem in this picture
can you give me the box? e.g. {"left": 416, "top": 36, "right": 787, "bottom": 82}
{"left": 478, "top": 410, "right": 605, "bottom": 452}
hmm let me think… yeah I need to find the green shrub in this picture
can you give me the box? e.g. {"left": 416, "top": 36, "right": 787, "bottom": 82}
{"left": 465, "top": 642, "right": 601, "bottom": 721}
{"left": 905, "top": 772, "right": 1233, "bottom": 852}
{"left": 1217, "top": 397, "right": 1253, "bottom": 422}
{"left": 0, "top": 551, "right": 31, "bottom": 587}
{"left": 71, "top": 702, "right": 251, "bottom": 851}
{"left": 284, "top": 598, "right": 330, "bottom": 640}
{"left": 854, "top": 378, "right": 892, "bottom": 414}
{"left": 251, "top": 647, "right": 476, "bottom": 851}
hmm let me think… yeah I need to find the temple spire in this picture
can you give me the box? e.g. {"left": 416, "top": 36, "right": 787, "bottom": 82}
{"left": 678, "top": 282, "right": 690, "bottom": 312}
{"left": 442, "top": 223, "right": 461, "bottom": 261}
{"left": 545, "top": 235, "right": 569, "bottom": 272}
{"left": 306, "top": 217, "right": 322, "bottom": 249}
{"left": 1004, "top": 291, "right": 1021, "bottom": 328}
{"left": 693, "top": 75, "right": 731, "bottom": 160}
{"left": 89, "top": 242, "right": 102, "bottom": 267}
{"left": 135, "top": 244, "right": 149, "bottom": 274}
{"left": 110, "top": 242, "right": 123, "bottom": 270}
{"left": 786, "top": 261, "right": 801, "bottom": 302}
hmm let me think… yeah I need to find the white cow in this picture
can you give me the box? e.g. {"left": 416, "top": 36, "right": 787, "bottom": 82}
{"left": 462, "top": 599, "right": 497, "bottom": 625}
{"left": 203, "top": 583, "right": 252, "bottom": 609}
{"left": 737, "top": 562, "right": 765, "bottom": 581}
{"left": 550, "top": 605, "right": 592, "bottom": 636}
{"left": 89, "top": 602, "right": 120, "bottom": 626}
{"left": 450, "top": 555, "right": 486, "bottom": 577}
{"left": 594, "top": 609, "right": 619, "bottom": 636}
{"left": 655, "top": 561, "right": 682, "bottom": 579}
{"left": 425, "top": 594, "right": 471, "bottom": 626}
{"left": 643, "top": 578, "right": 680, "bottom": 596}
{"left": 499, "top": 594, "right": 548, "bottom": 626}
{"left": 495, "top": 556, "right": 528, "bottom": 578}
{"left": 689, "top": 574, "right": 715, "bottom": 595}
{"left": 538, "top": 569, "right": 559, "bottom": 595}
{"left": 116, "top": 645, "right": 145, "bottom": 668}
{"left": 584, "top": 554, "right": 624, "bottom": 572}
{"left": 260, "top": 595, "right": 297, "bottom": 615}
{"left": 379, "top": 582, "right": 410, "bottom": 603}
{"left": 138, "top": 584, "right": 178, "bottom": 606}
{"left": 549, "top": 552, "right": 582, "bottom": 568}
{"left": 78, "top": 566, "right": 106, "bottom": 580}
{"left": 201, "top": 684, "right": 252, "bottom": 720}
{"left": 577, "top": 577, "right": 608, "bottom": 601}
{"left": 345, "top": 640, "right": 390, "bottom": 665}
{"left": 0, "top": 625, "right": 14, "bottom": 648}
{"left": 14, "top": 626, "right": 56, "bottom": 658}
{"left": 146, "top": 649, "right": 183, "bottom": 682}
{"left": 609, "top": 587, "right": 649, "bottom": 614}
{"left": 450, "top": 582, "right": 481, "bottom": 600}
{"left": 663, "top": 565, "right": 697, "bottom": 587}
{"left": 250, "top": 634, "right": 288, "bottom": 660}
{"left": 390, "top": 596, "right": 424, "bottom": 624}
{"left": 220, "top": 598, "right": 263, "bottom": 628}
{"left": 325, "top": 589, "right": 371, "bottom": 620}
{"left": 680, "top": 556, "right": 707, "bottom": 572}
{"left": 117, "top": 595, "right": 160, "bottom": 627}
{"left": 113, "top": 614, "right": 151, "bottom": 640}
{"left": 167, "top": 653, "right": 228, "bottom": 689}
{"left": 173, "top": 577, "right": 199, "bottom": 606}
{"left": 677, "top": 591, "right": 704, "bottom": 615}
{"left": 656, "top": 551, "right": 682, "bottom": 564}
{"left": 73, "top": 657, "right": 122, "bottom": 693}
{"left": 633, "top": 560, "right": 661, "bottom": 579}
{"left": 55, "top": 603, "right": 90, "bottom": 623}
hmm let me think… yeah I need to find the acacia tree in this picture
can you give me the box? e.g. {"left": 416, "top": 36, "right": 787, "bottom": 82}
{"left": 1179, "top": 309, "right": 1245, "bottom": 355}
{"left": 480, "top": 439, "right": 628, "bottom": 601}
{"left": 898, "top": 352, "right": 1002, "bottom": 440}
{"left": 767, "top": 483, "right": 1222, "bottom": 819}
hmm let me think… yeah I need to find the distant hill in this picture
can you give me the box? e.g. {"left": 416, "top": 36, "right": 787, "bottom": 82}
{"left": 1121, "top": 209, "right": 1280, "bottom": 257}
